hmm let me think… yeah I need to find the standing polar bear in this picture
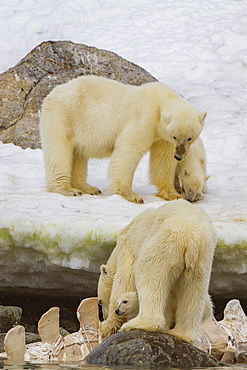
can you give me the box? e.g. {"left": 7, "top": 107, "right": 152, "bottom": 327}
{"left": 100, "top": 199, "right": 217, "bottom": 344}
{"left": 40, "top": 76, "right": 207, "bottom": 203}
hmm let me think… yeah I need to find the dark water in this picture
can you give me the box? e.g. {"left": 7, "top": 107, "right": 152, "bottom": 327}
{"left": 0, "top": 359, "right": 247, "bottom": 370}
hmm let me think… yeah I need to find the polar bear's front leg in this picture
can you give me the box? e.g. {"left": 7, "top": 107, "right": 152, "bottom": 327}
{"left": 100, "top": 253, "right": 136, "bottom": 338}
{"left": 150, "top": 140, "right": 182, "bottom": 201}
{"left": 100, "top": 312, "right": 123, "bottom": 338}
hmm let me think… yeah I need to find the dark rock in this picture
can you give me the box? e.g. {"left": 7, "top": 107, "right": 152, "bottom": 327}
{"left": 0, "top": 305, "right": 22, "bottom": 333}
{"left": 237, "top": 352, "right": 247, "bottom": 364}
{"left": 85, "top": 330, "right": 225, "bottom": 368}
{"left": 0, "top": 334, "right": 5, "bottom": 353}
{"left": 25, "top": 332, "right": 41, "bottom": 345}
{"left": 0, "top": 41, "right": 157, "bottom": 149}
{"left": 60, "top": 318, "right": 79, "bottom": 334}
{"left": 60, "top": 327, "right": 70, "bottom": 337}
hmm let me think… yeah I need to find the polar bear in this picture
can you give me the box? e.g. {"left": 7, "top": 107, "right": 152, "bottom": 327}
{"left": 97, "top": 247, "right": 117, "bottom": 320}
{"left": 175, "top": 137, "right": 209, "bottom": 202}
{"left": 40, "top": 76, "right": 207, "bottom": 203}
{"left": 98, "top": 250, "right": 213, "bottom": 333}
{"left": 100, "top": 199, "right": 217, "bottom": 344}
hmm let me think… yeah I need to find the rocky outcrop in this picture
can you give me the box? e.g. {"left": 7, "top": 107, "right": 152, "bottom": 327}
{"left": 0, "top": 41, "right": 157, "bottom": 149}
{"left": 84, "top": 330, "right": 224, "bottom": 368}
{"left": 0, "top": 305, "right": 22, "bottom": 332}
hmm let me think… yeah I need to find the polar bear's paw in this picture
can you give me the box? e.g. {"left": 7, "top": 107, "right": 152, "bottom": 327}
{"left": 116, "top": 189, "right": 144, "bottom": 204}
{"left": 167, "top": 328, "right": 197, "bottom": 344}
{"left": 80, "top": 184, "right": 102, "bottom": 195}
{"left": 99, "top": 318, "right": 122, "bottom": 339}
{"left": 156, "top": 189, "right": 182, "bottom": 201}
{"left": 120, "top": 315, "right": 165, "bottom": 333}
{"left": 49, "top": 185, "right": 84, "bottom": 197}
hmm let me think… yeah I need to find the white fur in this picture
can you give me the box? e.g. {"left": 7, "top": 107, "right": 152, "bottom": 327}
{"left": 100, "top": 199, "right": 217, "bottom": 344}
{"left": 40, "top": 76, "right": 206, "bottom": 203}
{"left": 97, "top": 247, "right": 117, "bottom": 320}
{"left": 115, "top": 291, "right": 213, "bottom": 329}
{"left": 115, "top": 292, "right": 139, "bottom": 322}
{"left": 175, "top": 137, "right": 209, "bottom": 202}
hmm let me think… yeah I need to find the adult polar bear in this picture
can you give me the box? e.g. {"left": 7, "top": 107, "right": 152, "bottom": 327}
{"left": 40, "top": 76, "right": 207, "bottom": 203}
{"left": 100, "top": 199, "right": 217, "bottom": 344}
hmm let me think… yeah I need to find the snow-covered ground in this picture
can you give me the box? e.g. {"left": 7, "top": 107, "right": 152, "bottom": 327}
{"left": 0, "top": 1, "right": 246, "bottom": 281}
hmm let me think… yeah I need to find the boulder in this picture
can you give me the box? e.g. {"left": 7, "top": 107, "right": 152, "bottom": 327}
{"left": 0, "top": 305, "right": 22, "bottom": 333}
{"left": 0, "top": 41, "right": 157, "bottom": 149}
{"left": 84, "top": 330, "right": 225, "bottom": 368}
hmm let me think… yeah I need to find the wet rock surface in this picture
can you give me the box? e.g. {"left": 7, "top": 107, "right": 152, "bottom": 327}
{"left": 0, "top": 40, "right": 157, "bottom": 149}
{"left": 85, "top": 330, "right": 225, "bottom": 368}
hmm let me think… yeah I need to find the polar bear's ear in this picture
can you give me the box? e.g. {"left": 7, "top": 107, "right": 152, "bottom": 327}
{"left": 100, "top": 264, "right": 109, "bottom": 279}
{"left": 199, "top": 111, "right": 207, "bottom": 125}
{"left": 161, "top": 113, "right": 171, "bottom": 126}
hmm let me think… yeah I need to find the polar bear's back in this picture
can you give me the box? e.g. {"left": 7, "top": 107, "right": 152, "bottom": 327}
{"left": 144, "top": 200, "right": 217, "bottom": 268}
{"left": 40, "top": 76, "right": 155, "bottom": 159}
{"left": 157, "top": 199, "right": 213, "bottom": 232}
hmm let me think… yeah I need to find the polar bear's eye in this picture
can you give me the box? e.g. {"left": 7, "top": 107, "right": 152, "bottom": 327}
{"left": 123, "top": 300, "right": 128, "bottom": 304}
{"left": 173, "top": 136, "right": 177, "bottom": 140}
{"left": 187, "top": 137, "right": 192, "bottom": 141}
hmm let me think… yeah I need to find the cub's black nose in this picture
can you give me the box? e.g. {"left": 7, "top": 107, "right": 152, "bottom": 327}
{"left": 115, "top": 308, "right": 120, "bottom": 315}
{"left": 174, "top": 155, "right": 182, "bottom": 161}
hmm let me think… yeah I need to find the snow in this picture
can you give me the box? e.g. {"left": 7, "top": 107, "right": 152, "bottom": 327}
{"left": 0, "top": 0, "right": 247, "bottom": 278}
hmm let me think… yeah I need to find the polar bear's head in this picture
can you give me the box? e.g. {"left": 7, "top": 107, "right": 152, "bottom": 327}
{"left": 182, "top": 171, "right": 210, "bottom": 202}
{"left": 98, "top": 264, "right": 114, "bottom": 320}
{"left": 115, "top": 292, "right": 139, "bottom": 321}
{"left": 161, "top": 111, "right": 207, "bottom": 161}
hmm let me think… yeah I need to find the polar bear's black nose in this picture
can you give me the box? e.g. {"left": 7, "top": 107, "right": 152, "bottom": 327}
{"left": 174, "top": 155, "right": 182, "bottom": 161}
{"left": 115, "top": 308, "right": 120, "bottom": 315}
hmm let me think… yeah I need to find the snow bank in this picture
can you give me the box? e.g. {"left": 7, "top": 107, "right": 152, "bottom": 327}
{"left": 0, "top": 0, "right": 246, "bottom": 297}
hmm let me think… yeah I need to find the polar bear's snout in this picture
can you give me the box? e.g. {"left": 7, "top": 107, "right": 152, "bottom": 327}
{"left": 174, "top": 143, "right": 188, "bottom": 161}
{"left": 115, "top": 307, "right": 124, "bottom": 316}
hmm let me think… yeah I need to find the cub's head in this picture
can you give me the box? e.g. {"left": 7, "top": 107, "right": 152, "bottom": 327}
{"left": 115, "top": 292, "right": 139, "bottom": 321}
{"left": 161, "top": 111, "right": 207, "bottom": 161}
{"left": 182, "top": 172, "right": 209, "bottom": 202}
{"left": 98, "top": 264, "right": 114, "bottom": 320}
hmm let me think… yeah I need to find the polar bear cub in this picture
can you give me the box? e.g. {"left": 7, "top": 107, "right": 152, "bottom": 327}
{"left": 97, "top": 247, "right": 117, "bottom": 320}
{"left": 115, "top": 292, "right": 139, "bottom": 322}
{"left": 40, "top": 76, "right": 207, "bottom": 203}
{"left": 175, "top": 137, "right": 209, "bottom": 202}
{"left": 100, "top": 199, "right": 217, "bottom": 344}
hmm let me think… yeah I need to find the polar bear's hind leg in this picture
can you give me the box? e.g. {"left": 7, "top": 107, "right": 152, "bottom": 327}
{"left": 71, "top": 152, "right": 101, "bottom": 195}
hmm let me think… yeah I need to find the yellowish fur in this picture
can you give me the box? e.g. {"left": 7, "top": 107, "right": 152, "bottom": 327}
{"left": 115, "top": 292, "right": 139, "bottom": 322}
{"left": 40, "top": 76, "right": 206, "bottom": 203}
{"left": 175, "top": 137, "right": 209, "bottom": 202}
{"left": 115, "top": 291, "right": 213, "bottom": 329}
{"left": 97, "top": 247, "right": 117, "bottom": 320}
{"left": 100, "top": 199, "right": 217, "bottom": 344}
